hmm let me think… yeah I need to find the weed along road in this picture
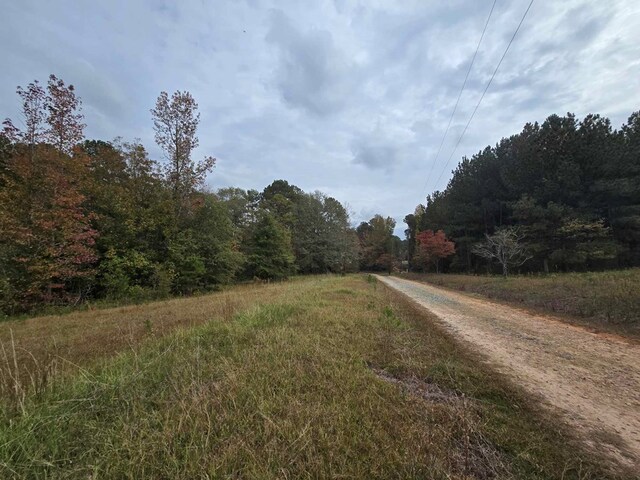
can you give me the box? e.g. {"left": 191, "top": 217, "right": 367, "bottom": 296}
{"left": 377, "top": 274, "right": 640, "bottom": 471}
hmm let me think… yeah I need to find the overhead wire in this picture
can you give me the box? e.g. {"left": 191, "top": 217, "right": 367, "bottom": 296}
{"left": 431, "top": 0, "right": 535, "bottom": 190}
{"left": 419, "top": 0, "right": 497, "bottom": 199}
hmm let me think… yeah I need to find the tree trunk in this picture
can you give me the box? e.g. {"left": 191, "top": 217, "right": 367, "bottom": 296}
{"left": 465, "top": 230, "right": 471, "bottom": 273}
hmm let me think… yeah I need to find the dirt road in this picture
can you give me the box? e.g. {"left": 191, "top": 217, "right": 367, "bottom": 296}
{"left": 377, "top": 275, "right": 640, "bottom": 471}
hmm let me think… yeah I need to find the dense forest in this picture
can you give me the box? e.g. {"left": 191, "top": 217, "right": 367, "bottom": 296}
{"left": 0, "top": 76, "right": 376, "bottom": 315}
{"left": 3, "top": 75, "right": 639, "bottom": 313}
{"left": 405, "top": 110, "right": 640, "bottom": 274}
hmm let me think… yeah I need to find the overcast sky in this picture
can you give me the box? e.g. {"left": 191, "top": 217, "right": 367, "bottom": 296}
{"left": 2, "top": 1, "right": 639, "bottom": 236}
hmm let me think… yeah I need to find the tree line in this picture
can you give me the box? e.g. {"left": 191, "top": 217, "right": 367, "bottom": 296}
{"left": 7, "top": 75, "right": 634, "bottom": 312}
{"left": 405, "top": 110, "right": 640, "bottom": 274}
{"left": 0, "top": 75, "right": 371, "bottom": 315}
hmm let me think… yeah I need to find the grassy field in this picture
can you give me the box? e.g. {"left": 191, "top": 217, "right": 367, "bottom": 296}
{"left": 402, "top": 269, "right": 640, "bottom": 338}
{"left": 0, "top": 275, "right": 628, "bottom": 478}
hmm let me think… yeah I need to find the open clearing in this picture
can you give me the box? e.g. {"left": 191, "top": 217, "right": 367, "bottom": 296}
{"left": 0, "top": 275, "right": 626, "bottom": 479}
{"left": 378, "top": 274, "right": 640, "bottom": 472}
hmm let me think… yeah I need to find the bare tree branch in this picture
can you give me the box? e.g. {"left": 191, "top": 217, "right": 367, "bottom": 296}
{"left": 471, "top": 227, "right": 531, "bottom": 277}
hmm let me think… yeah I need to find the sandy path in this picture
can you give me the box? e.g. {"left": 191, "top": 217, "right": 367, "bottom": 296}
{"left": 377, "top": 275, "right": 640, "bottom": 471}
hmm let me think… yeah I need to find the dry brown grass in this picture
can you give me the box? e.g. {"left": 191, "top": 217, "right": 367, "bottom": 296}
{"left": 0, "top": 275, "right": 628, "bottom": 479}
{"left": 402, "top": 270, "right": 640, "bottom": 338}
{"left": 0, "top": 280, "right": 299, "bottom": 402}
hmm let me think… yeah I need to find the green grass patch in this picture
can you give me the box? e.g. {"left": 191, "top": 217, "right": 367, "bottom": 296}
{"left": 235, "top": 303, "right": 300, "bottom": 328}
{"left": 334, "top": 288, "right": 357, "bottom": 295}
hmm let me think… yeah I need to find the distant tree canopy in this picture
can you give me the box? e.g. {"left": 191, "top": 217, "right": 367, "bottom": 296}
{"left": 406, "top": 111, "right": 640, "bottom": 274}
{"left": 356, "top": 215, "right": 406, "bottom": 272}
{"left": 0, "top": 76, "right": 360, "bottom": 315}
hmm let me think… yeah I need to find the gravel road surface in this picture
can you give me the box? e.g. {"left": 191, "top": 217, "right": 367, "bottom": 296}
{"left": 378, "top": 275, "right": 640, "bottom": 471}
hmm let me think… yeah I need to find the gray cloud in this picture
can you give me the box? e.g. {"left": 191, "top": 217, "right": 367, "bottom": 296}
{"left": 265, "top": 9, "right": 358, "bottom": 116}
{"left": 352, "top": 142, "right": 399, "bottom": 170}
{"left": 350, "top": 119, "right": 415, "bottom": 171}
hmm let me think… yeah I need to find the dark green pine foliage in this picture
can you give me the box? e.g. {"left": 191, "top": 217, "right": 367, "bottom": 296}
{"left": 407, "top": 110, "right": 640, "bottom": 273}
{"left": 606, "top": 112, "right": 640, "bottom": 265}
{"left": 244, "top": 213, "right": 295, "bottom": 280}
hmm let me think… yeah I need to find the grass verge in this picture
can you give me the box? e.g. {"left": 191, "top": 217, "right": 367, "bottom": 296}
{"left": 401, "top": 270, "right": 640, "bottom": 339}
{"left": 0, "top": 275, "right": 630, "bottom": 478}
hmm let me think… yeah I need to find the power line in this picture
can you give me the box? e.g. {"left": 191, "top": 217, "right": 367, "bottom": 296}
{"left": 431, "top": 0, "right": 535, "bottom": 190}
{"left": 419, "top": 0, "right": 497, "bottom": 199}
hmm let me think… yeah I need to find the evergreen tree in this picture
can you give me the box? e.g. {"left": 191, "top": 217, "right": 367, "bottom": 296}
{"left": 408, "top": 109, "right": 640, "bottom": 273}
{"left": 244, "top": 213, "right": 295, "bottom": 280}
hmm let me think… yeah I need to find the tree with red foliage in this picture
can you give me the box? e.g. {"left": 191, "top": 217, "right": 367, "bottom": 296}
{"left": 1, "top": 76, "right": 97, "bottom": 308}
{"left": 45, "top": 74, "right": 86, "bottom": 155}
{"left": 376, "top": 253, "right": 398, "bottom": 275}
{"left": 414, "top": 230, "right": 455, "bottom": 273}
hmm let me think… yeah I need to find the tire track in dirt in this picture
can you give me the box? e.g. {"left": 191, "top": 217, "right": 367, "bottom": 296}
{"left": 377, "top": 275, "right": 640, "bottom": 472}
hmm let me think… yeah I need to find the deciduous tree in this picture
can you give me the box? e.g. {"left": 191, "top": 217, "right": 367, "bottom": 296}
{"left": 414, "top": 230, "right": 455, "bottom": 273}
{"left": 1, "top": 76, "right": 97, "bottom": 310}
{"left": 45, "top": 75, "right": 85, "bottom": 155}
{"left": 376, "top": 253, "right": 398, "bottom": 275}
{"left": 357, "top": 215, "right": 398, "bottom": 270}
{"left": 151, "top": 91, "right": 215, "bottom": 217}
{"left": 472, "top": 227, "right": 530, "bottom": 277}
